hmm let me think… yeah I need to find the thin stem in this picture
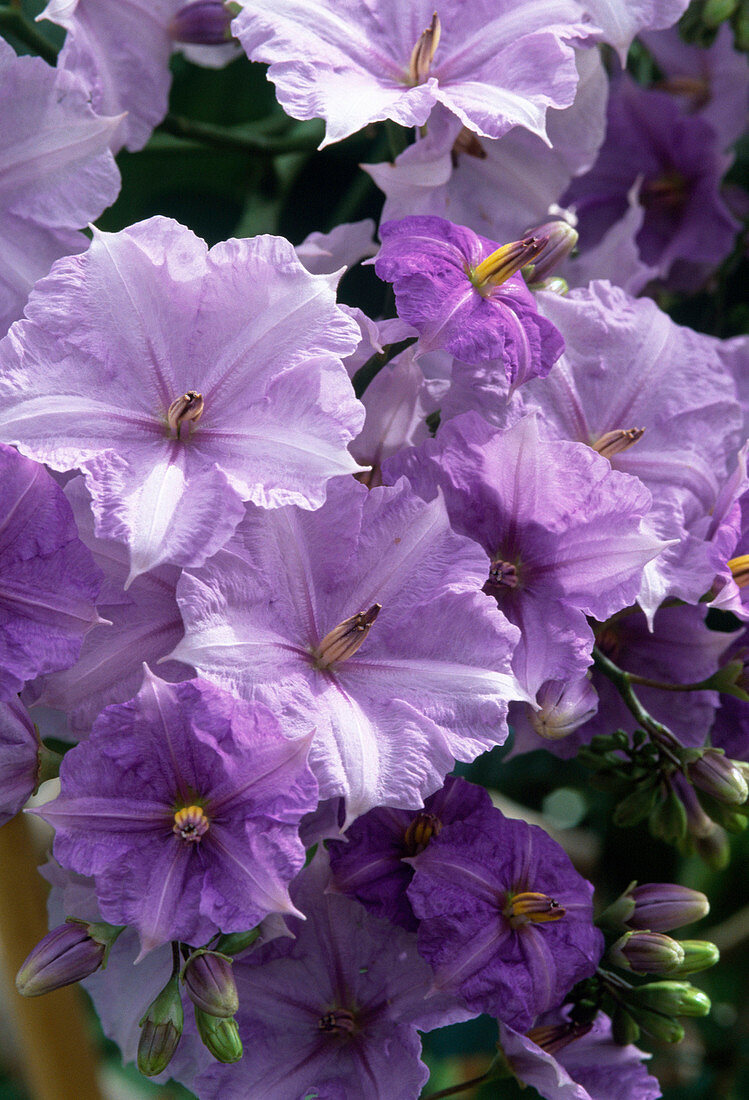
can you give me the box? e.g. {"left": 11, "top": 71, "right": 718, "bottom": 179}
{"left": 352, "top": 336, "right": 416, "bottom": 398}
{"left": 422, "top": 1068, "right": 495, "bottom": 1100}
{"left": 626, "top": 672, "right": 712, "bottom": 693}
{"left": 0, "top": 5, "right": 59, "bottom": 65}
{"left": 158, "top": 113, "right": 324, "bottom": 156}
{"left": 592, "top": 647, "right": 684, "bottom": 764}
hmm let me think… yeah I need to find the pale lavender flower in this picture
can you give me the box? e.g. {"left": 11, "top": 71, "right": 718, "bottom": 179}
{"left": 385, "top": 412, "right": 666, "bottom": 697}
{"left": 34, "top": 671, "right": 318, "bottom": 957}
{"left": 170, "top": 476, "right": 522, "bottom": 821}
{"left": 26, "top": 477, "right": 193, "bottom": 739}
{"left": 374, "top": 216, "right": 564, "bottom": 389}
{"left": 295, "top": 219, "right": 377, "bottom": 275}
{"left": 0, "top": 217, "right": 365, "bottom": 582}
{"left": 499, "top": 1010, "right": 660, "bottom": 1100}
{"left": 0, "top": 699, "right": 40, "bottom": 826}
{"left": 582, "top": 0, "right": 688, "bottom": 58}
{"left": 0, "top": 444, "right": 102, "bottom": 700}
{"left": 195, "top": 853, "right": 472, "bottom": 1100}
{"left": 408, "top": 807, "right": 604, "bottom": 1029}
{"left": 230, "top": 0, "right": 595, "bottom": 147}
{"left": 563, "top": 73, "right": 740, "bottom": 292}
{"left": 0, "top": 40, "right": 120, "bottom": 336}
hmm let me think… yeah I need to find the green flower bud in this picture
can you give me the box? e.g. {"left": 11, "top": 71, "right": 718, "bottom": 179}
{"left": 611, "top": 1004, "right": 641, "bottom": 1046}
{"left": 703, "top": 0, "right": 738, "bottom": 26}
{"left": 631, "top": 1007, "right": 685, "bottom": 1044}
{"left": 650, "top": 788, "right": 688, "bottom": 845}
{"left": 137, "top": 974, "right": 183, "bottom": 1078}
{"left": 629, "top": 981, "right": 711, "bottom": 1018}
{"left": 666, "top": 941, "right": 720, "bottom": 977}
{"left": 214, "top": 928, "right": 260, "bottom": 957}
{"left": 614, "top": 784, "right": 659, "bottom": 828}
{"left": 195, "top": 1007, "right": 243, "bottom": 1063}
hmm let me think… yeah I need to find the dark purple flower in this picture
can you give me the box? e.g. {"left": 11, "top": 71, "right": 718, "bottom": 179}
{"left": 34, "top": 671, "right": 318, "bottom": 956}
{"left": 563, "top": 73, "right": 739, "bottom": 292}
{"left": 0, "top": 443, "right": 102, "bottom": 700}
{"left": 328, "top": 775, "right": 492, "bottom": 931}
{"left": 408, "top": 806, "right": 604, "bottom": 1029}
{"left": 374, "top": 216, "right": 564, "bottom": 389}
{"left": 195, "top": 853, "right": 471, "bottom": 1099}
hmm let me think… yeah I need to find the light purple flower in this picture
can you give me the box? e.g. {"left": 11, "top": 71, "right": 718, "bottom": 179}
{"left": 0, "top": 40, "right": 120, "bottom": 336}
{"left": 296, "top": 219, "right": 377, "bottom": 275}
{"left": 408, "top": 807, "right": 604, "bottom": 1029}
{"left": 385, "top": 412, "right": 666, "bottom": 697}
{"left": 170, "top": 476, "right": 522, "bottom": 821}
{"left": 328, "top": 775, "right": 492, "bottom": 931}
{"left": 230, "top": 0, "right": 595, "bottom": 147}
{"left": 582, "top": 0, "right": 688, "bottom": 58}
{"left": 0, "top": 443, "right": 102, "bottom": 700}
{"left": 26, "top": 477, "right": 193, "bottom": 739}
{"left": 499, "top": 1010, "right": 661, "bottom": 1100}
{"left": 563, "top": 73, "right": 740, "bottom": 292}
{"left": 0, "top": 217, "right": 365, "bottom": 582}
{"left": 34, "top": 671, "right": 318, "bottom": 956}
{"left": 0, "top": 699, "right": 40, "bottom": 826}
{"left": 195, "top": 852, "right": 472, "bottom": 1100}
{"left": 374, "top": 216, "right": 564, "bottom": 389}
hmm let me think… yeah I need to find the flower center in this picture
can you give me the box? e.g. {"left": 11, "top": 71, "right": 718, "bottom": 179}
{"left": 407, "top": 12, "right": 441, "bottom": 85}
{"left": 403, "top": 812, "right": 442, "bottom": 856}
{"left": 503, "top": 891, "right": 565, "bottom": 930}
{"left": 318, "top": 1009, "right": 357, "bottom": 1034}
{"left": 167, "top": 390, "right": 204, "bottom": 439}
{"left": 484, "top": 558, "right": 520, "bottom": 599}
{"left": 173, "top": 804, "right": 210, "bottom": 843}
{"left": 470, "top": 236, "right": 547, "bottom": 293}
{"left": 312, "top": 604, "right": 381, "bottom": 670}
{"left": 640, "top": 172, "right": 688, "bottom": 212}
{"left": 591, "top": 427, "right": 645, "bottom": 460}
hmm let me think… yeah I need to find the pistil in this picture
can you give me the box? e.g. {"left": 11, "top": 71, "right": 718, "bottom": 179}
{"left": 313, "top": 604, "right": 381, "bottom": 670}
{"left": 592, "top": 427, "right": 645, "bottom": 460}
{"left": 504, "top": 891, "right": 565, "bottom": 929}
{"left": 167, "top": 390, "right": 204, "bottom": 439}
{"left": 470, "top": 237, "right": 547, "bottom": 292}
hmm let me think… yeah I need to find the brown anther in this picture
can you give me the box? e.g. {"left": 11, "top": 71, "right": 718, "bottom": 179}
{"left": 403, "top": 812, "right": 443, "bottom": 856}
{"left": 173, "top": 804, "right": 210, "bottom": 843}
{"left": 640, "top": 173, "right": 687, "bottom": 211}
{"left": 728, "top": 554, "right": 749, "bottom": 589}
{"left": 167, "top": 390, "right": 204, "bottom": 438}
{"left": 313, "top": 604, "right": 381, "bottom": 670}
{"left": 591, "top": 427, "right": 645, "bottom": 460}
{"left": 655, "top": 76, "right": 710, "bottom": 110}
{"left": 484, "top": 560, "right": 519, "bottom": 598}
{"left": 471, "top": 236, "right": 548, "bottom": 291}
{"left": 526, "top": 1020, "right": 592, "bottom": 1055}
{"left": 504, "top": 891, "right": 566, "bottom": 929}
{"left": 318, "top": 1009, "right": 356, "bottom": 1034}
{"left": 451, "top": 127, "right": 487, "bottom": 168}
{"left": 407, "top": 11, "right": 441, "bottom": 85}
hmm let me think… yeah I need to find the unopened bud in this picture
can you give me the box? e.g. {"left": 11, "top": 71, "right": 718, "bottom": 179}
{"left": 169, "top": 1, "right": 235, "bottom": 44}
{"left": 214, "top": 928, "right": 261, "bottom": 957}
{"left": 629, "top": 980, "right": 711, "bottom": 1018}
{"left": 529, "top": 676, "right": 598, "bottom": 740}
{"left": 611, "top": 1004, "right": 641, "bottom": 1046}
{"left": 694, "top": 823, "right": 730, "bottom": 869}
{"left": 703, "top": 0, "right": 738, "bottom": 27}
{"left": 666, "top": 940, "right": 720, "bottom": 977}
{"left": 16, "top": 919, "right": 123, "bottom": 997}
{"left": 650, "top": 788, "right": 688, "bottom": 845}
{"left": 182, "top": 950, "right": 238, "bottom": 1018}
{"left": 625, "top": 883, "right": 710, "bottom": 932}
{"left": 631, "top": 1006, "right": 685, "bottom": 1044}
{"left": 608, "top": 931, "right": 685, "bottom": 974}
{"left": 137, "top": 974, "right": 183, "bottom": 1077}
{"left": 614, "top": 783, "right": 659, "bottom": 828}
{"left": 688, "top": 749, "right": 749, "bottom": 806}
{"left": 522, "top": 218, "right": 578, "bottom": 282}
{"left": 195, "top": 1007, "right": 243, "bottom": 1063}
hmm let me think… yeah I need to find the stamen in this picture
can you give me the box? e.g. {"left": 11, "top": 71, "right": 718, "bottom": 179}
{"left": 504, "top": 891, "right": 566, "bottom": 928}
{"left": 167, "top": 390, "right": 204, "bottom": 439}
{"left": 403, "top": 812, "right": 442, "bottom": 856}
{"left": 728, "top": 554, "right": 749, "bottom": 589}
{"left": 484, "top": 560, "right": 519, "bottom": 598}
{"left": 526, "top": 1021, "right": 592, "bottom": 1055}
{"left": 173, "top": 804, "right": 210, "bottom": 843}
{"left": 451, "top": 127, "right": 487, "bottom": 167}
{"left": 471, "top": 237, "right": 548, "bottom": 292}
{"left": 655, "top": 76, "right": 710, "bottom": 110}
{"left": 313, "top": 604, "right": 381, "bottom": 669}
{"left": 592, "top": 428, "right": 645, "bottom": 460}
{"left": 407, "top": 12, "right": 441, "bottom": 85}
{"left": 318, "top": 1009, "right": 356, "bottom": 1034}
{"left": 640, "top": 173, "right": 687, "bottom": 211}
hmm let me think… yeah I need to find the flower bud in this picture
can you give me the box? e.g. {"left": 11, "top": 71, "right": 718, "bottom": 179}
{"left": 614, "top": 783, "right": 659, "bottom": 828}
{"left": 625, "top": 883, "right": 710, "bottom": 932}
{"left": 137, "top": 974, "right": 183, "bottom": 1077}
{"left": 214, "top": 928, "right": 260, "bottom": 956}
{"left": 631, "top": 1007, "right": 685, "bottom": 1044}
{"left": 528, "top": 676, "right": 598, "bottom": 740}
{"left": 195, "top": 1008, "right": 243, "bottom": 1063}
{"left": 522, "top": 218, "right": 579, "bottom": 282}
{"left": 688, "top": 750, "right": 749, "bottom": 806}
{"left": 694, "top": 823, "right": 730, "bottom": 869}
{"left": 666, "top": 940, "right": 720, "bottom": 977}
{"left": 169, "top": 1, "right": 235, "bottom": 44}
{"left": 650, "top": 787, "right": 688, "bottom": 844}
{"left": 15, "top": 919, "right": 123, "bottom": 997}
{"left": 628, "top": 980, "right": 711, "bottom": 1018}
{"left": 608, "top": 931, "right": 685, "bottom": 974}
{"left": 611, "top": 1004, "right": 641, "bottom": 1046}
{"left": 182, "top": 950, "right": 238, "bottom": 1018}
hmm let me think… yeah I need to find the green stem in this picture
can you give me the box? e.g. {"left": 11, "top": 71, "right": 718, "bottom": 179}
{"left": 592, "top": 647, "right": 684, "bottom": 764}
{"left": 158, "top": 113, "right": 324, "bottom": 156}
{"left": 352, "top": 337, "right": 416, "bottom": 398}
{"left": 0, "top": 5, "right": 59, "bottom": 65}
{"left": 422, "top": 1069, "right": 495, "bottom": 1100}
{"left": 626, "top": 672, "right": 713, "bottom": 693}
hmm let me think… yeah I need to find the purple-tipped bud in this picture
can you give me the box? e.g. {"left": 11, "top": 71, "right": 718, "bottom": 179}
{"left": 625, "top": 883, "right": 710, "bottom": 931}
{"left": 195, "top": 1007, "right": 243, "bottom": 1063}
{"left": 15, "top": 919, "right": 123, "bottom": 996}
{"left": 182, "top": 950, "right": 238, "bottom": 1018}
{"left": 687, "top": 749, "right": 749, "bottom": 806}
{"left": 137, "top": 974, "right": 184, "bottom": 1077}
{"left": 522, "top": 218, "right": 578, "bottom": 283}
{"left": 667, "top": 940, "right": 720, "bottom": 977}
{"left": 528, "top": 676, "right": 598, "bottom": 740}
{"left": 169, "top": 1, "right": 234, "bottom": 45}
{"left": 608, "top": 931, "right": 685, "bottom": 974}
